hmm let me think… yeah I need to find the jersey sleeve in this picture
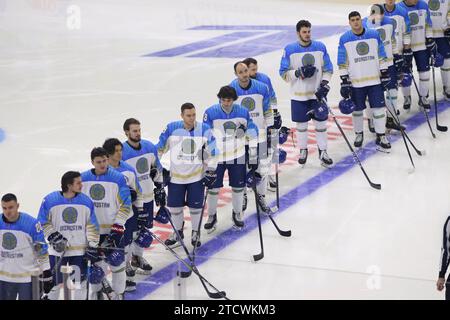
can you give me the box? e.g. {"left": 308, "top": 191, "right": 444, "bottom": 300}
{"left": 439, "top": 216, "right": 450, "bottom": 278}
{"left": 246, "top": 111, "right": 259, "bottom": 148}
{"left": 132, "top": 168, "right": 144, "bottom": 209}
{"left": 403, "top": 12, "right": 412, "bottom": 47}
{"left": 377, "top": 33, "right": 389, "bottom": 70}
{"left": 204, "top": 124, "right": 219, "bottom": 170}
{"left": 150, "top": 144, "right": 164, "bottom": 185}
{"left": 322, "top": 43, "right": 334, "bottom": 82}
{"left": 114, "top": 175, "right": 132, "bottom": 227}
{"left": 86, "top": 201, "right": 100, "bottom": 246}
{"left": 265, "top": 76, "right": 277, "bottom": 108}
{"left": 31, "top": 220, "right": 50, "bottom": 271}
{"left": 262, "top": 85, "right": 274, "bottom": 127}
{"left": 426, "top": 5, "right": 433, "bottom": 38}
{"left": 37, "top": 198, "right": 55, "bottom": 239}
{"left": 391, "top": 21, "right": 399, "bottom": 55}
{"left": 279, "top": 47, "right": 297, "bottom": 82}
{"left": 157, "top": 125, "right": 171, "bottom": 157}
{"left": 337, "top": 36, "right": 349, "bottom": 77}
{"left": 203, "top": 109, "right": 214, "bottom": 128}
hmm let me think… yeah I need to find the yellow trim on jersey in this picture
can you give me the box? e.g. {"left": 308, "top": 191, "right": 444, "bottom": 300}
{"left": 411, "top": 42, "right": 425, "bottom": 48}
{"left": 171, "top": 167, "right": 203, "bottom": 179}
{"left": 100, "top": 224, "right": 112, "bottom": 229}
{"left": 294, "top": 91, "right": 316, "bottom": 97}
{"left": 219, "top": 144, "right": 246, "bottom": 160}
{"left": 0, "top": 270, "right": 32, "bottom": 278}
{"left": 351, "top": 76, "right": 380, "bottom": 84}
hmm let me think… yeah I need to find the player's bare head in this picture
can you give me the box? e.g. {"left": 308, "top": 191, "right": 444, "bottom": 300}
{"left": 217, "top": 86, "right": 237, "bottom": 108}
{"left": 123, "top": 118, "right": 141, "bottom": 143}
{"left": 103, "top": 138, "right": 123, "bottom": 162}
{"left": 181, "top": 103, "right": 196, "bottom": 127}
{"left": 243, "top": 58, "right": 258, "bottom": 78}
{"left": 90, "top": 147, "right": 109, "bottom": 174}
{"left": 234, "top": 61, "right": 250, "bottom": 84}
{"left": 296, "top": 20, "right": 312, "bottom": 43}
{"left": 61, "top": 171, "right": 82, "bottom": 194}
{"left": 1, "top": 193, "right": 19, "bottom": 220}
{"left": 404, "top": 0, "right": 417, "bottom": 5}
{"left": 384, "top": 0, "right": 395, "bottom": 6}
{"left": 348, "top": 11, "right": 362, "bottom": 31}
{"left": 368, "top": 4, "right": 384, "bottom": 23}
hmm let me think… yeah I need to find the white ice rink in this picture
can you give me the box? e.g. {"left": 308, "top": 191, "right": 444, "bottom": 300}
{"left": 1, "top": 0, "right": 450, "bottom": 299}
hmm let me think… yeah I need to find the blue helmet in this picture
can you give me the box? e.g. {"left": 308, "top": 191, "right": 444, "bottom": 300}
{"left": 135, "top": 228, "right": 153, "bottom": 248}
{"left": 434, "top": 52, "right": 444, "bottom": 68}
{"left": 277, "top": 148, "right": 287, "bottom": 164}
{"left": 400, "top": 73, "right": 412, "bottom": 87}
{"left": 88, "top": 264, "right": 105, "bottom": 284}
{"left": 154, "top": 206, "right": 170, "bottom": 224}
{"left": 312, "top": 100, "right": 329, "bottom": 120}
{"left": 278, "top": 126, "right": 290, "bottom": 145}
{"left": 338, "top": 98, "right": 356, "bottom": 115}
{"left": 246, "top": 170, "right": 262, "bottom": 188}
{"left": 106, "top": 249, "right": 125, "bottom": 267}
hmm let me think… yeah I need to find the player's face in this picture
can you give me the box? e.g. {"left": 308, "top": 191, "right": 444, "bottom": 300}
{"left": 235, "top": 63, "right": 250, "bottom": 83}
{"left": 1, "top": 200, "right": 19, "bottom": 221}
{"left": 298, "top": 27, "right": 311, "bottom": 43}
{"left": 220, "top": 98, "right": 234, "bottom": 109}
{"left": 385, "top": 0, "right": 395, "bottom": 6}
{"left": 181, "top": 108, "right": 196, "bottom": 127}
{"left": 247, "top": 63, "right": 258, "bottom": 78}
{"left": 349, "top": 16, "right": 362, "bottom": 31}
{"left": 111, "top": 144, "right": 123, "bottom": 162}
{"left": 92, "top": 155, "right": 108, "bottom": 174}
{"left": 68, "top": 177, "right": 83, "bottom": 193}
{"left": 126, "top": 124, "right": 141, "bottom": 143}
{"left": 405, "top": 0, "right": 417, "bottom": 5}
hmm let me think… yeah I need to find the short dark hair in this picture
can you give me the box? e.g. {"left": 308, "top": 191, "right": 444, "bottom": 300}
{"left": 90, "top": 147, "right": 108, "bottom": 161}
{"left": 1, "top": 193, "right": 17, "bottom": 203}
{"left": 296, "top": 20, "right": 311, "bottom": 32}
{"left": 61, "top": 171, "right": 81, "bottom": 193}
{"left": 243, "top": 57, "right": 257, "bottom": 67}
{"left": 181, "top": 102, "right": 195, "bottom": 113}
{"left": 123, "top": 118, "right": 140, "bottom": 132}
{"left": 233, "top": 61, "right": 246, "bottom": 72}
{"left": 217, "top": 85, "right": 238, "bottom": 101}
{"left": 102, "top": 138, "right": 122, "bottom": 156}
{"left": 348, "top": 11, "right": 361, "bottom": 20}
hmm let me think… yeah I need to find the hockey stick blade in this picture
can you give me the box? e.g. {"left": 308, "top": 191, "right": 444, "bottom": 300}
{"left": 253, "top": 252, "right": 264, "bottom": 262}
{"left": 370, "top": 182, "right": 382, "bottom": 190}
{"left": 437, "top": 124, "right": 448, "bottom": 132}
{"left": 207, "top": 290, "right": 227, "bottom": 299}
{"left": 268, "top": 215, "right": 291, "bottom": 237}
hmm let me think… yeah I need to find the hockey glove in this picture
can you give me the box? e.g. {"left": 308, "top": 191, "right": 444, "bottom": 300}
{"left": 403, "top": 48, "right": 413, "bottom": 72}
{"left": 445, "top": 28, "right": 450, "bottom": 41}
{"left": 272, "top": 109, "right": 282, "bottom": 129}
{"left": 85, "top": 245, "right": 102, "bottom": 263}
{"left": 39, "top": 269, "right": 54, "bottom": 295}
{"left": 426, "top": 38, "right": 437, "bottom": 56}
{"left": 104, "top": 223, "right": 125, "bottom": 248}
{"left": 394, "top": 54, "right": 404, "bottom": 73}
{"left": 136, "top": 207, "right": 150, "bottom": 229}
{"left": 380, "top": 69, "right": 391, "bottom": 89}
{"left": 153, "top": 183, "right": 166, "bottom": 207}
{"left": 315, "top": 80, "right": 330, "bottom": 101}
{"left": 47, "top": 232, "right": 68, "bottom": 253}
{"left": 295, "top": 65, "right": 317, "bottom": 79}
{"left": 202, "top": 170, "right": 217, "bottom": 188}
{"left": 340, "top": 75, "right": 352, "bottom": 99}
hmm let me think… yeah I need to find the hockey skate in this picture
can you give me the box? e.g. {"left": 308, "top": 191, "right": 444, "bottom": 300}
{"left": 131, "top": 254, "right": 152, "bottom": 275}
{"left": 376, "top": 134, "right": 391, "bottom": 153}
{"left": 232, "top": 210, "right": 244, "bottom": 230}
{"left": 403, "top": 95, "right": 411, "bottom": 112}
{"left": 191, "top": 230, "right": 201, "bottom": 248}
{"left": 385, "top": 117, "right": 405, "bottom": 132}
{"left": 256, "top": 193, "right": 276, "bottom": 216}
{"left": 319, "top": 149, "right": 333, "bottom": 168}
{"left": 204, "top": 214, "right": 217, "bottom": 234}
{"left": 354, "top": 132, "right": 364, "bottom": 148}
{"left": 125, "top": 280, "right": 136, "bottom": 292}
{"left": 418, "top": 96, "right": 431, "bottom": 112}
{"left": 164, "top": 229, "right": 184, "bottom": 249}
{"left": 298, "top": 148, "right": 308, "bottom": 167}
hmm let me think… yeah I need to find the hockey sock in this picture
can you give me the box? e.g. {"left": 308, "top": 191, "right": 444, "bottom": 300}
{"left": 295, "top": 122, "right": 308, "bottom": 149}
{"left": 256, "top": 175, "right": 268, "bottom": 197}
{"left": 401, "top": 85, "right": 411, "bottom": 97}
{"left": 169, "top": 207, "right": 184, "bottom": 230}
{"left": 189, "top": 208, "right": 202, "bottom": 231}
{"left": 372, "top": 107, "right": 387, "bottom": 134}
{"left": 232, "top": 187, "right": 244, "bottom": 214}
{"left": 132, "top": 241, "right": 144, "bottom": 257}
{"left": 314, "top": 119, "right": 328, "bottom": 150}
{"left": 352, "top": 110, "right": 364, "bottom": 133}
{"left": 441, "top": 59, "right": 450, "bottom": 90}
{"left": 73, "top": 280, "right": 87, "bottom": 300}
{"left": 365, "top": 106, "right": 373, "bottom": 120}
{"left": 207, "top": 188, "right": 219, "bottom": 216}
{"left": 386, "top": 88, "right": 398, "bottom": 114}
{"left": 111, "top": 262, "right": 126, "bottom": 294}
{"left": 418, "top": 71, "right": 430, "bottom": 97}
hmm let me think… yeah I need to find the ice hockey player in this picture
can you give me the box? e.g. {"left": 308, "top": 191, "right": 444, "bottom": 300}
{"left": 81, "top": 147, "right": 131, "bottom": 300}
{"left": 203, "top": 85, "right": 258, "bottom": 232}
{"left": 338, "top": 11, "right": 392, "bottom": 152}
{"left": 437, "top": 214, "right": 450, "bottom": 300}
{"left": 156, "top": 102, "right": 218, "bottom": 248}
{"left": 279, "top": 20, "right": 334, "bottom": 167}
{"left": 122, "top": 118, "right": 166, "bottom": 274}
{"left": 37, "top": 171, "right": 100, "bottom": 300}
{"left": 0, "top": 193, "right": 52, "bottom": 300}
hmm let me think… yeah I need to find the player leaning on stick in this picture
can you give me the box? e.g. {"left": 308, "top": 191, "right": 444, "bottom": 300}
{"left": 279, "top": 19, "right": 334, "bottom": 168}
{"left": 338, "top": 11, "right": 392, "bottom": 152}
{"left": 437, "top": 214, "right": 450, "bottom": 300}
{"left": 37, "top": 171, "right": 100, "bottom": 300}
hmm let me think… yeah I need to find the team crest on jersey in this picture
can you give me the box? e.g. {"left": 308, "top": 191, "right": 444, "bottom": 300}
{"left": 377, "top": 28, "right": 386, "bottom": 42}
{"left": 136, "top": 157, "right": 149, "bottom": 174}
{"left": 89, "top": 184, "right": 106, "bottom": 201}
{"left": 181, "top": 138, "right": 196, "bottom": 154}
{"left": 428, "top": 0, "right": 440, "bottom": 11}
{"left": 356, "top": 42, "right": 370, "bottom": 56}
{"left": 2, "top": 232, "right": 17, "bottom": 250}
{"left": 223, "top": 121, "right": 237, "bottom": 132}
{"left": 62, "top": 207, "right": 78, "bottom": 224}
{"left": 409, "top": 12, "right": 419, "bottom": 26}
{"left": 241, "top": 97, "right": 256, "bottom": 111}
{"left": 302, "top": 53, "right": 315, "bottom": 66}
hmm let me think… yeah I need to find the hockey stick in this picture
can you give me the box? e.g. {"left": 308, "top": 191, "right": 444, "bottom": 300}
{"left": 322, "top": 99, "right": 381, "bottom": 190}
{"left": 151, "top": 232, "right": 229, "bottom": 300}
{"left": 410, "top": 71, "right": 436, "bottom": 138}
{"left": 275, "top": 163, "right": 280, "bottom": 209}
{"left": 431, "top": 56, "right": 448, "bottom": 132}
{"left": 192, "top": 189, "right": 208, "bottom": 263}
{"left": 251, "top": 169, "right": 264, "bottom": 262}
{"left": 385, "top": 89, "right": 415, "bottom": 173}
